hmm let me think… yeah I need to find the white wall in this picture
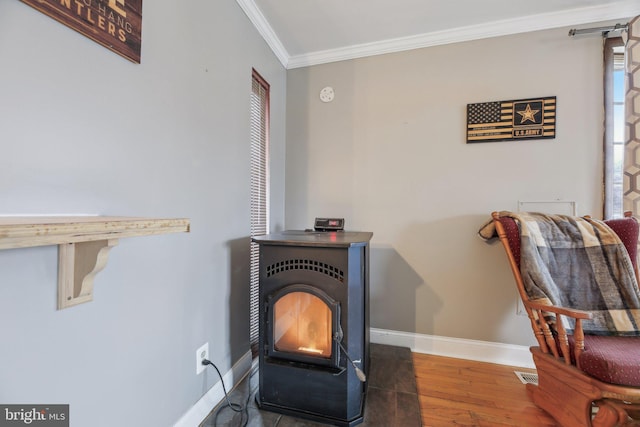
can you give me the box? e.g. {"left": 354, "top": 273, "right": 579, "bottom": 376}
{"left": 285, "top": 27, "right": 604, "bottom": 346}
{"left": 0, "top": 2, "right": 285, "bottom": 426}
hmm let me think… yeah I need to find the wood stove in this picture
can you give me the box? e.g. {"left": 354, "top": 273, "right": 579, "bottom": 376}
{"left": 252, "top": 230, "right": 372, "bottom": 426}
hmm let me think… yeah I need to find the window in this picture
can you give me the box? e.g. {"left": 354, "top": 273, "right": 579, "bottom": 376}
{"left": 250, "top": 69, "right": 270, "bottom": 357}
{"left": 604, "top": 37, "right": 625, "bottom": 218}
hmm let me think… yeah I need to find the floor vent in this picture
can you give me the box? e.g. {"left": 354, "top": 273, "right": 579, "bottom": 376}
{"left": 514, "top": 371, "right": 539, "bottom": 385}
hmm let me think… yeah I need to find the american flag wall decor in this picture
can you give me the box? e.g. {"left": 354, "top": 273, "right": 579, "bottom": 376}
{"left": 466, "top": 96, "right": 556, "bottom": 143}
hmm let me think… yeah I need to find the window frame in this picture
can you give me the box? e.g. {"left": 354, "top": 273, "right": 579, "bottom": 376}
{"left": 249, "top": 69, "right": 270, "bottom": 358}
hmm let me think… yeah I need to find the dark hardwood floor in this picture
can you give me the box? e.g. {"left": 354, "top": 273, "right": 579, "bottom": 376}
{"left": 413, "top": 353, "right": 558, "bottom": 426}
{"left": 201, "top": 348, "right": 559, "bottom": 426}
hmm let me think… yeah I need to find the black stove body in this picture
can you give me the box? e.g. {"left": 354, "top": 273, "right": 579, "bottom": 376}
{"left": 252, "top": 230, "right": 372, "bottom": 426}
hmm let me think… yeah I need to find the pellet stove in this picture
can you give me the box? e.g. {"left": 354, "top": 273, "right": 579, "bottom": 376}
{"left": 252, "top": 228, "right": 372, "bottom": 426}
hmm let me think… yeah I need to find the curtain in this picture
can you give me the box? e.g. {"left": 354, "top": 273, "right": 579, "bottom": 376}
{"left": 623, "top": 17, "right": 640, "bottom": 217}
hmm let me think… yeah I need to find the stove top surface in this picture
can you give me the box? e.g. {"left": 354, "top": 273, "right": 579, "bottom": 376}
{"left": 252, "top": 230, "right": 372, "bottom": 246}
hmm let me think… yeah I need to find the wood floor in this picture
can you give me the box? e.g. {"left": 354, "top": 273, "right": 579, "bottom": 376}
{"left": 413, "top": 353, "right": 558, "bottom": 427}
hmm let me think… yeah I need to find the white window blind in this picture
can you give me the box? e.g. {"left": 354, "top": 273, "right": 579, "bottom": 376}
{"left": 250, "top": 69, "right": 270, "bottom": 357}
{"left": 604, "top": 37, "right": 625, "bottom": 218}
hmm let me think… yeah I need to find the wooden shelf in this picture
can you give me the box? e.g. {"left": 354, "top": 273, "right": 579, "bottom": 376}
{"left": 0, "top": 216, "right": 190, "bottom": 309}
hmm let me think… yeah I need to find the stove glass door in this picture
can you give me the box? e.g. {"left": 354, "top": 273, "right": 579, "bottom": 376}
{"left": 274, "top": 291, "right": 332, "bottom": 358}
{"left": 267, "top": 284, "right": 340, "bottom": 367}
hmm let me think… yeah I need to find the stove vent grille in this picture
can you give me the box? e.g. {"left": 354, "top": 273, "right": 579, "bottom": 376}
{"left": 266, "top": 259, "right": 344, "bottom": 282}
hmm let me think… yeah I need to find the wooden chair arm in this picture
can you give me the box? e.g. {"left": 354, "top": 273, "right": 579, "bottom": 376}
{"left": 524, "top": 300, "right": 590, "bottom": 367}
{"left": 525, "top": 300, "right": 593, "bottom": 320}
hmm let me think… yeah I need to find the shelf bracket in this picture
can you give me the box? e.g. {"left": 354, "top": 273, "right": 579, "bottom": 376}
{"left": 57, "top": 239, "right": 119, "bottom": 309}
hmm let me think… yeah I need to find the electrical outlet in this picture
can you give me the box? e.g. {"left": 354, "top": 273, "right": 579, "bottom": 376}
{"left": 196, "top": 342, "right": 209, "bottom": 375}
{"left": 516, "top": 296, "right": 527, "bottom": 316}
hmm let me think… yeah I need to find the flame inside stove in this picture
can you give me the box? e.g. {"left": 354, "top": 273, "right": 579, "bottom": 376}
{"left": 297, "top": 347, "right": 324, "bottom": 354}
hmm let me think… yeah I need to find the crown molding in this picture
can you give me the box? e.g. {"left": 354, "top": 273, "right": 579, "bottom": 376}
{"left": 238, "top": 0, "right": 640, "bottom": 70}
{"left": 235, "top": 0, "right": 289, "bottom": 68}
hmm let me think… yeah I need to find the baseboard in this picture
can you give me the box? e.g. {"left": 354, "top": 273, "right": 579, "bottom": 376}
{"left": 174, "top": 330, "right": 534, "bottom": 426}
{"left": 370, "top": 328, "right": 535, "bottom": 369}
{"left": 173, "top": 350, "right": 253, "bottom": 427}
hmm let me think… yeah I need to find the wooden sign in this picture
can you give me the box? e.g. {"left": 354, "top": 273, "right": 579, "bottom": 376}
{"left": 21, "top": 0, "right": 142, "bottom": 63}
{"left": 467, "top": 96, "right": 556, "bottom": 143}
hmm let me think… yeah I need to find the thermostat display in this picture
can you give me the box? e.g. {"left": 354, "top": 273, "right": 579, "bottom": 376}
{"left": 314, "top": 217, "right": 345, "bottom": 231}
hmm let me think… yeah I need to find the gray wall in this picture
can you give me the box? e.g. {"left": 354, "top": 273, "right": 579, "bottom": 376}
{"left": 285, "top": 27, "right": 605, "bottom": 346}
{"left": 0, "top": 2, "right": 286, "bottom": 426}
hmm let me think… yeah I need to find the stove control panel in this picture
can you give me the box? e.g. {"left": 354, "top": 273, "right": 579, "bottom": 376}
{"left": 314, "top": 217, "right": 344, "bottom": 232}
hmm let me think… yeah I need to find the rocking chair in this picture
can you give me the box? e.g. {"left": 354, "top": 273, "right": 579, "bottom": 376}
{"left": 491, "top": 211, "right": 640, "bottom": 427}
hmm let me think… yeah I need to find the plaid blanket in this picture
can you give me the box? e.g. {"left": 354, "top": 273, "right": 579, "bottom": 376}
{"left": 480, "top": 212, "right": 640, "bottom": 336}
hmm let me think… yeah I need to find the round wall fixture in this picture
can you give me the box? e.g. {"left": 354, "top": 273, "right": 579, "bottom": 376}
{"left": 319, "top": 86, "right": 335, "bottom": 103}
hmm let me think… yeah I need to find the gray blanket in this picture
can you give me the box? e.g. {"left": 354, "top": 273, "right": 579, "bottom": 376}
{"left": 480, "top": 212, "right": 640, "bottom": 336}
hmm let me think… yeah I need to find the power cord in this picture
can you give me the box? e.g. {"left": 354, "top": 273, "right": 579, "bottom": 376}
{"left": 202, "top": 359, "right": 249, "bottom": 427}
